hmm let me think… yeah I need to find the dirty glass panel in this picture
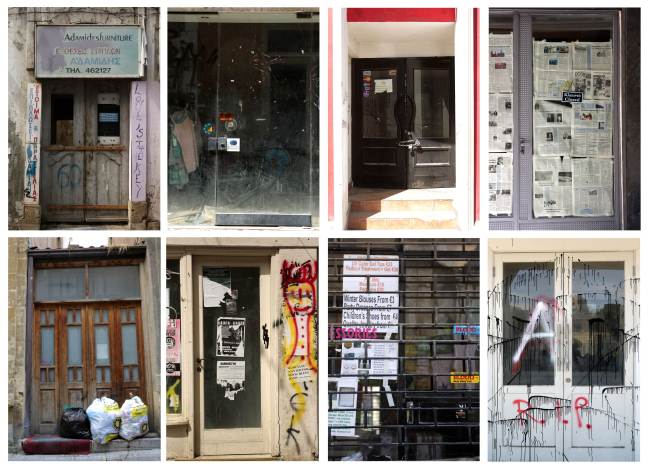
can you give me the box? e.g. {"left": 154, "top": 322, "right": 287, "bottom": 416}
{"left": 362, "top": 69, "right": 398, "bottom": 139}
{"left": 40, "top": 327, "right": 55, "bottom": 365}
{"left": 502, "top": 262, "right": 555, "bottom": 385}
{"left": 94, "top": 325, "right": 110, "bottom": 366}
{"left": 168, "top": 13, "right": 319, "bottom": 226}
{"left": 166, "top": 259, "right": 182, "bottom": 414}
{"left": 572, "top": 261, "right": 624, "bottom": 386}
{"left": 203, "top": 267, "right": 261, "bottom": 429}
{"left": 121, "top": 324, "right": 138, "bottom": 365}
{"left": 531, "top": 16, "right": 614, "bottom": 218}
{"left": 35, "top": 268, "right": 85, "bottom": 301}
{"left": 413, "top": 69, "right": 450, "bottom": 139}
{"left": 88, "top": 266, "right": 140, "bottom": 299}
{"left": 67, "top": 326, "right": 82, "bottom": 366}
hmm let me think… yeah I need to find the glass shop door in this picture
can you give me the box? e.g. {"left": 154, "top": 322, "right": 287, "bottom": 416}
{"left": 194, "top": 258, "right": 273, "bottom": 456}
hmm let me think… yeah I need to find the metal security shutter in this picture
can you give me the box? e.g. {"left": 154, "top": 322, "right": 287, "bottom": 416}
{"left": 328, "top": 239, "right": 480, "bottom": 461}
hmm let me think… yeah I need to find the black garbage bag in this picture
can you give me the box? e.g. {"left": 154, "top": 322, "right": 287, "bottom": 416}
{"left": 59, "top": 407, "right": 92, "bottom": 439}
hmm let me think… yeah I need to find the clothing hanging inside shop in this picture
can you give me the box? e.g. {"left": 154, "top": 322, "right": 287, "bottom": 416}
{"left": 171, "top": 109, "right": 199, "bottom": 174}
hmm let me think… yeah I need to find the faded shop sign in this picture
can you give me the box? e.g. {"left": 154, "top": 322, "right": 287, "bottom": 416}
{"left": 35, "top": 25, "right": 143, "bottom": 78}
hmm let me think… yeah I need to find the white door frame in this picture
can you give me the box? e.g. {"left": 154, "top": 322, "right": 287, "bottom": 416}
{"left": 192, "top": 256, "right": 275, "bottom": 456}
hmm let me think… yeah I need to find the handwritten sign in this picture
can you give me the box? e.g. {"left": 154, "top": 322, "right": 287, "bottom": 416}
{"left": 130, "top": 81, "right": 147, "bottom": 202}
{"left": 35, "top": 25, "right": 143, "bottom": 78}
{"left": 24, "top": 83, "right": 41, "bottom": 203}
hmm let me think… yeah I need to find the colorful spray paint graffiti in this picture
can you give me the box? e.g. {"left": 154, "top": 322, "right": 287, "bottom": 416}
{"left": 281, "top": 259, "right": 318, "bottom": 454}
{"left": 24, "top": 83, "right": 42, "bottom": 203}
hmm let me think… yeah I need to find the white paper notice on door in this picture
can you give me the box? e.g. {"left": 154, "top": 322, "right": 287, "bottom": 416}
{"left": 374, "top": 79, "right": 393, "bottom": 94}
{"left": 217, "top": 360, "right": 245, "bottom": 384}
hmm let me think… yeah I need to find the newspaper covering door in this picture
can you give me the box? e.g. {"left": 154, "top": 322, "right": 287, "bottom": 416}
{"left": 532, "top": 40, "right": 614, "bottom": 217}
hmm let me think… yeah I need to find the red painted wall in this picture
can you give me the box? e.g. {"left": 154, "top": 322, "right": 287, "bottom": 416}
{"left": 473, "top": 8, "right": 480, "bottom": 222}
{"left": 328, "top": 8, "right": 334, "bottom": 220}
{"left": 347, "top": 8, "right": 456, "bottom": 23}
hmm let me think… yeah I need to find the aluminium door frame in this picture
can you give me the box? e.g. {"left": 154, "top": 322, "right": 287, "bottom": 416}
{"left": 489, "top": 9, "right": 622, "bottom": 230}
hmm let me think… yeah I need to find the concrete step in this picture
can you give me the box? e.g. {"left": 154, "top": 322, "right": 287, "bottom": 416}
{"left": 349, "top": 188, "right": 456, "bottom": 212}
{"left": 348, "top": 210, "right": 458, "bottom": 230}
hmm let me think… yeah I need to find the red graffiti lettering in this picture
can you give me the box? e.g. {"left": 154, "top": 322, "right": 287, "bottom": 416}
{"left": 574, "top": 396, "right": 591, "bottom": 429}
{"left": 513, "top": 399, "right": 546, "bottom": 425}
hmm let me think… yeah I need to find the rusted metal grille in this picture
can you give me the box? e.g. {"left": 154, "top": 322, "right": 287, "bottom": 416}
{"left": 328, "top": 238, "right": 480, "bottom": 461}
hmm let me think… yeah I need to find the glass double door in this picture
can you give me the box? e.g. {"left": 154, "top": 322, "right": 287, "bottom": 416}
{"left": 41, "top": 80, "right": 130, "bottom": 224}
{"left": 352, "top": 57, "right": 455, "bottom": 189}
{"left": 33, "top": 302, "right": 144, "bottom": 433}
{"left": 195, "top": 259, "right": 273, "bottom": 456}
{"left": 492, "top": 252, "right": 637, "bottom": 461}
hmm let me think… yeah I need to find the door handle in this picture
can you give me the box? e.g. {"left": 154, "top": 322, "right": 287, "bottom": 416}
{"left": 520, "top": 138, "right": 528, "bottom": 155}
{"left": 262, "top": 324, "right": 269, "bottom": 349}
{"left": 196, "top": 357, "right": 205, "bottom": 372}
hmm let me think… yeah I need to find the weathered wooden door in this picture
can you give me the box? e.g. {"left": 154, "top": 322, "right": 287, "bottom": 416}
{"left": 41, "top": 81, "right": 129, "bottom": 225}
{"left": 32, "top": 302, "right": 145, "bottom": 434}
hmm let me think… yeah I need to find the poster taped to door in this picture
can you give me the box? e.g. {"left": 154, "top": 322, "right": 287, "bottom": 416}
{"left": 216, "top": 317, "right": 245, "bottom": 357}
{"left": 216, "top": 360, "right": 245, "bottom": 400}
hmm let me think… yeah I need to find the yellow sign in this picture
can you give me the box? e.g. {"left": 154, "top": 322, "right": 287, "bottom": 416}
{"left": 450, "top": 373, "right": 480, "bottom": 384}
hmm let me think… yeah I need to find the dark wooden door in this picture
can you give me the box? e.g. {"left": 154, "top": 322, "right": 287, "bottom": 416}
{"left": 352, "top": 59, "right": 407, "bottom": 188}
{"left": 351, "top": 58, "right": 455, "bottom": 189}
{"left": 407, "top": 58, "right": 455, "bottom": 188}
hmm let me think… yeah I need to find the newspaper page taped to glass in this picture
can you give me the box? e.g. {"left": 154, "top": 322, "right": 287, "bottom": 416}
{"left": 489, "top": 33, "right": 514, "bottom": 216}
{"left": 532, "top": 40, "right": 613, "bottom": 218}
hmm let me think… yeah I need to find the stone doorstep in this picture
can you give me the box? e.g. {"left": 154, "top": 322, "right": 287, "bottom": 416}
{"left": 92, "top": 434, "right": 160, "bottom": 452}
{"left": 348, "top": 209, "right": 458, "bottom": 230}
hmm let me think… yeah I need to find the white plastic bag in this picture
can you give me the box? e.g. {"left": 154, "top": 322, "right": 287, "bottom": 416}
{"left": 86, "top": 397, "right": 121, "bottom": 444}
{"left": 119, "top": 396, "right": 149, "bottom": 441}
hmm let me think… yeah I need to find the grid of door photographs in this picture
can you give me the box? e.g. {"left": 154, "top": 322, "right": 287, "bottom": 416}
{"left": 3, "top": 1, "right": 644, "bottom": 464}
